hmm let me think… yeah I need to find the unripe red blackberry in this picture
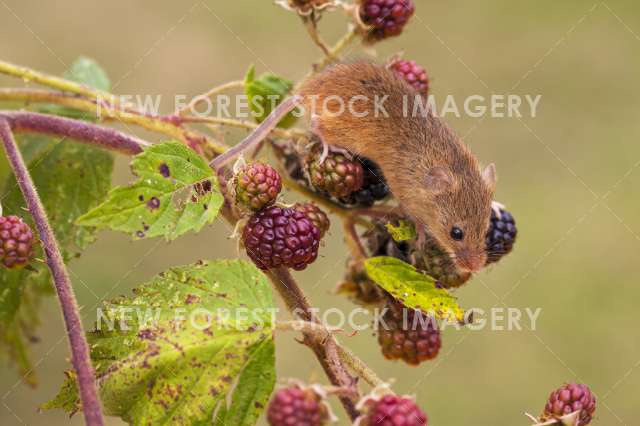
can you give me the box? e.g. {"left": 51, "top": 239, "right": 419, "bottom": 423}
{"left": 389, "top": 59, "right": 429, "bottom": 95}
{"left": 305, "top": 148, "right": 364, "bottom": 199}
{"left": 358, "top": 394, "right": 427, "bottom": 426}
{"left": 486, "top": 206, "right": 517, "bottom": 265}
{"left": 0, "top": 215, "right": 35, "bottom": 269}
{"left": 542, "top": 383, "right": 596, "bottom": 425}
{"left": 242, "top": 206, "right": 321, "bottom": 271}
{"left": 359, "top": 0, "right": 415, "bottom": 42}
{"left": 267, "top": 385, "right": 329, "bottom": 426}
{"left": 293, "top": 202, "right": 330, "bottom": 238}
{"left": 337, "top": 157, "right": 390, "bottom": 207}
{"left": 233, "top": 162, "right": 282, "bottom": 211}
{"left": 377, "top": 298, "right": 441, "bottom": 365}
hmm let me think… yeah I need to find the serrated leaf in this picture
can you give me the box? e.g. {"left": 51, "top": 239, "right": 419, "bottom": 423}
{"left": 244, "top": 64, "right": 298, "bottom": 128}
{"left": 45, "top": 259, "right": 276, "bottom": 426}
{"left": 77, "top": 141, "right": 223, "bottom": 240}
{"left": 39, "top": 56, "right": 111, "bottom": 120}
{"left": 364, "top": 256, "right": 465, "bottom": 323}
{"left": 385, "top": 220, "right": 417, "bottom": 242}
{"left": 213, "top": 338, "right": 275, "bottom": 426}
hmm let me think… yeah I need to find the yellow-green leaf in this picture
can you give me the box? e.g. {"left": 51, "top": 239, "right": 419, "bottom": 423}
{"left": 364, "top": 256, "right": 465, "bottom": 323}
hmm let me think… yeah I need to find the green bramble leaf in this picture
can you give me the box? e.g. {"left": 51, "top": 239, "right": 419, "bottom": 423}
{"left": 364, "top": 256, "right": 465, "bottom": 323}
{"left": 44, "top": 259, "right": 276, "bottom": 426}
{"left": 244, "top": 64, "right": 298, "bottom": 128}
{"left": 385, "top": 220, "right": 417, "bottom": 242}
{"left": 77, "top": 141, "right": 223, "bottom": 240}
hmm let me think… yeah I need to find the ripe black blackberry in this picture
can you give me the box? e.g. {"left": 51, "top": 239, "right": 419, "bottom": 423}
{"left": 0, "top": 215, "right": 35, "bottom": 269}
{"left": 389, "top": 59, "right": 429, "bottom": 95}
{"left": 267, "top": 385, "right": 329, "bottom": 426}
{"left": 377, "top": 297, "right": 441, "bottom": 365}
{"left": 359, "top": 0, "right": 415, "bottom": 42}
{"left": 541, "top": 383, "right": 596, "bottom": 425}
{"left": 305, "top": 147, "right": 364, "bottom": 199}
{"left": 358, "top": 394, "right": 428, "bottom": 426}
{"left": 233, "top": 162, "right": 282, "bottom": 211}
{"left": 486, "top": 206, "right": 517, "bottom": 264}
{"left": 242, "top": 206, "right": 321, "bottom": 271}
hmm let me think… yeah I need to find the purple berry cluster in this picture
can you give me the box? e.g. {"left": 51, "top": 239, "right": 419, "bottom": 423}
{"left": 358, "top": 395, "right": 428, "bottom": 426}
{"left": 267, "top": 385, "right": 329, "bottom": 426}
{"left": 0, "top": 215, "right": 35, "bottom": 269}
{"left": 359, "top": 0, "right": 415, "bottom": 41}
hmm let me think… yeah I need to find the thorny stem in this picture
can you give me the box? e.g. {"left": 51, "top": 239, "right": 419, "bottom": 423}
{"left": 267, "top": 267, "right": 360, "bottom": 420}
{"left": 0, "top": 119, "right": 105, "bottom": 426}
{"left": 344, "top": 217, "right": 368, "bottom": 261}
{"left": 336, "top": 345, "right": 386, "bottom": 388}
{"left": 0, "top": 111, "right": 147, "bottom": 155}
{"left": 176, "top": 80, "right": 244, "bottom": 116}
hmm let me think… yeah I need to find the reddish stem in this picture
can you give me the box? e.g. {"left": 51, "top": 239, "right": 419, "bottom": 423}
{"left": 0, "top": 111, "right": 147, "bottom": 155}
{"left": 0, "top": 119, "right": 105, "bottom": 426}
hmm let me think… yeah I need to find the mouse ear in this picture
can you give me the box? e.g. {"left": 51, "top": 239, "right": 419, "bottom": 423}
{"left": 424, "top": 167, "right": 453, "bottom": 194}
{"left": 482, "top": 163, "right": 497, "bottom": 192}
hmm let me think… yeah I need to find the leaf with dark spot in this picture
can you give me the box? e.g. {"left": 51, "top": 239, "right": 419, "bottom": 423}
{"left": 77, "top": 142, "right": 223, "bottom": 240}
{"left": 44, "top": 259, "right": 275, "bottom": 426}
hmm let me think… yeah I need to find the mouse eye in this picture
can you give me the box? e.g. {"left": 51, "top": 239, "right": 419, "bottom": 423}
{"left": 450, "top": 226, "right": 464, "bottom": 241}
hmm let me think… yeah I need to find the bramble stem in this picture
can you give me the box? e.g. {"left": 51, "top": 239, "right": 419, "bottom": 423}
{"left": 267, "top": 267, "right": 360, "bottom": 420}
{"left": 302, "top": 16, "right": 333, "bottom": 58}
{"left": 176, "top": 80, "right": 244, "bottom": 116}
{"left": 0, "top": 119, "right": 105, "bottom": 426}
{"left": 178, "top": 114, "right": 306, "bottom": 139}
{"left": 0, "top": 88, "right": 226, "bottom": 154}
{"left": 336, "top": 345, "right": 386, "bottom": 388}
{"left": 209, "top": 95, "right": 302, "bottom": 169}
{"left": 0, "top": 111, "right": 147, "bottom": 155}
{"left": 0, "top": 60, "right": 115, "bottom": 103}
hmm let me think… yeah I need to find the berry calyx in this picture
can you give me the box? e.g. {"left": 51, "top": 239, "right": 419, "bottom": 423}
{"left": 359, "top": 0, "right": 415, "bottom": 42}
{"left": 377, "top": 298, "right": 441, "bottom": 365}
{"left": 542, "top": 383, "right": 596, "bottom": 425}
{"left": 293, "top": 202, "right": 331, "bottom": 238}
{"left": 267, "top": 385, "right": 329, "bottom": 426}
{"left": 486, "top": 206, "right": 517, "bottom": 265}
{"left": 358, "top": 394, "right": 428, "bottom": 426}
{"left": 0, "top": 215, "right": 35, "bottom": 269}
{"left": 305, "top": 148, "right": 364, "bottom": 199}
{"left": 233, "top": 162, "right": 282, "bottom": 212}
{"left": 242, "top": 206, "right": 321, "bottom": 271}
{"left": 390, "top": 59, "right": 429, "bottom": 95}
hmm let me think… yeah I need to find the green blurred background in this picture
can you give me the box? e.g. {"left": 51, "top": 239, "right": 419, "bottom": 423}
{"left": 1, "top": 0, "right": 640, "bottom": 424}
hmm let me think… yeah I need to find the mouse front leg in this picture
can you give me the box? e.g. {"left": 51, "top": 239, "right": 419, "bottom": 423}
{"left": 309, "top": 114, "right": 354, "bottom": 163}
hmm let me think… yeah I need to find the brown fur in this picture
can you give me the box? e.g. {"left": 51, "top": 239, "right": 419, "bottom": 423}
{"left": 298, "top": 62, "right": 495, "bottom": 272}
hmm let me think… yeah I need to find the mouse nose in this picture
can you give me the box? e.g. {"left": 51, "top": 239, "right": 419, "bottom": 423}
{"left": 454, "top": 251, "right": 485, "bottom": 273}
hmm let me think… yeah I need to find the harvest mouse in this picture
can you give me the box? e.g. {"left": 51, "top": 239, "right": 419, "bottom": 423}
{"left": 298, "top": 62, "right": 496, "bottom": 273}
